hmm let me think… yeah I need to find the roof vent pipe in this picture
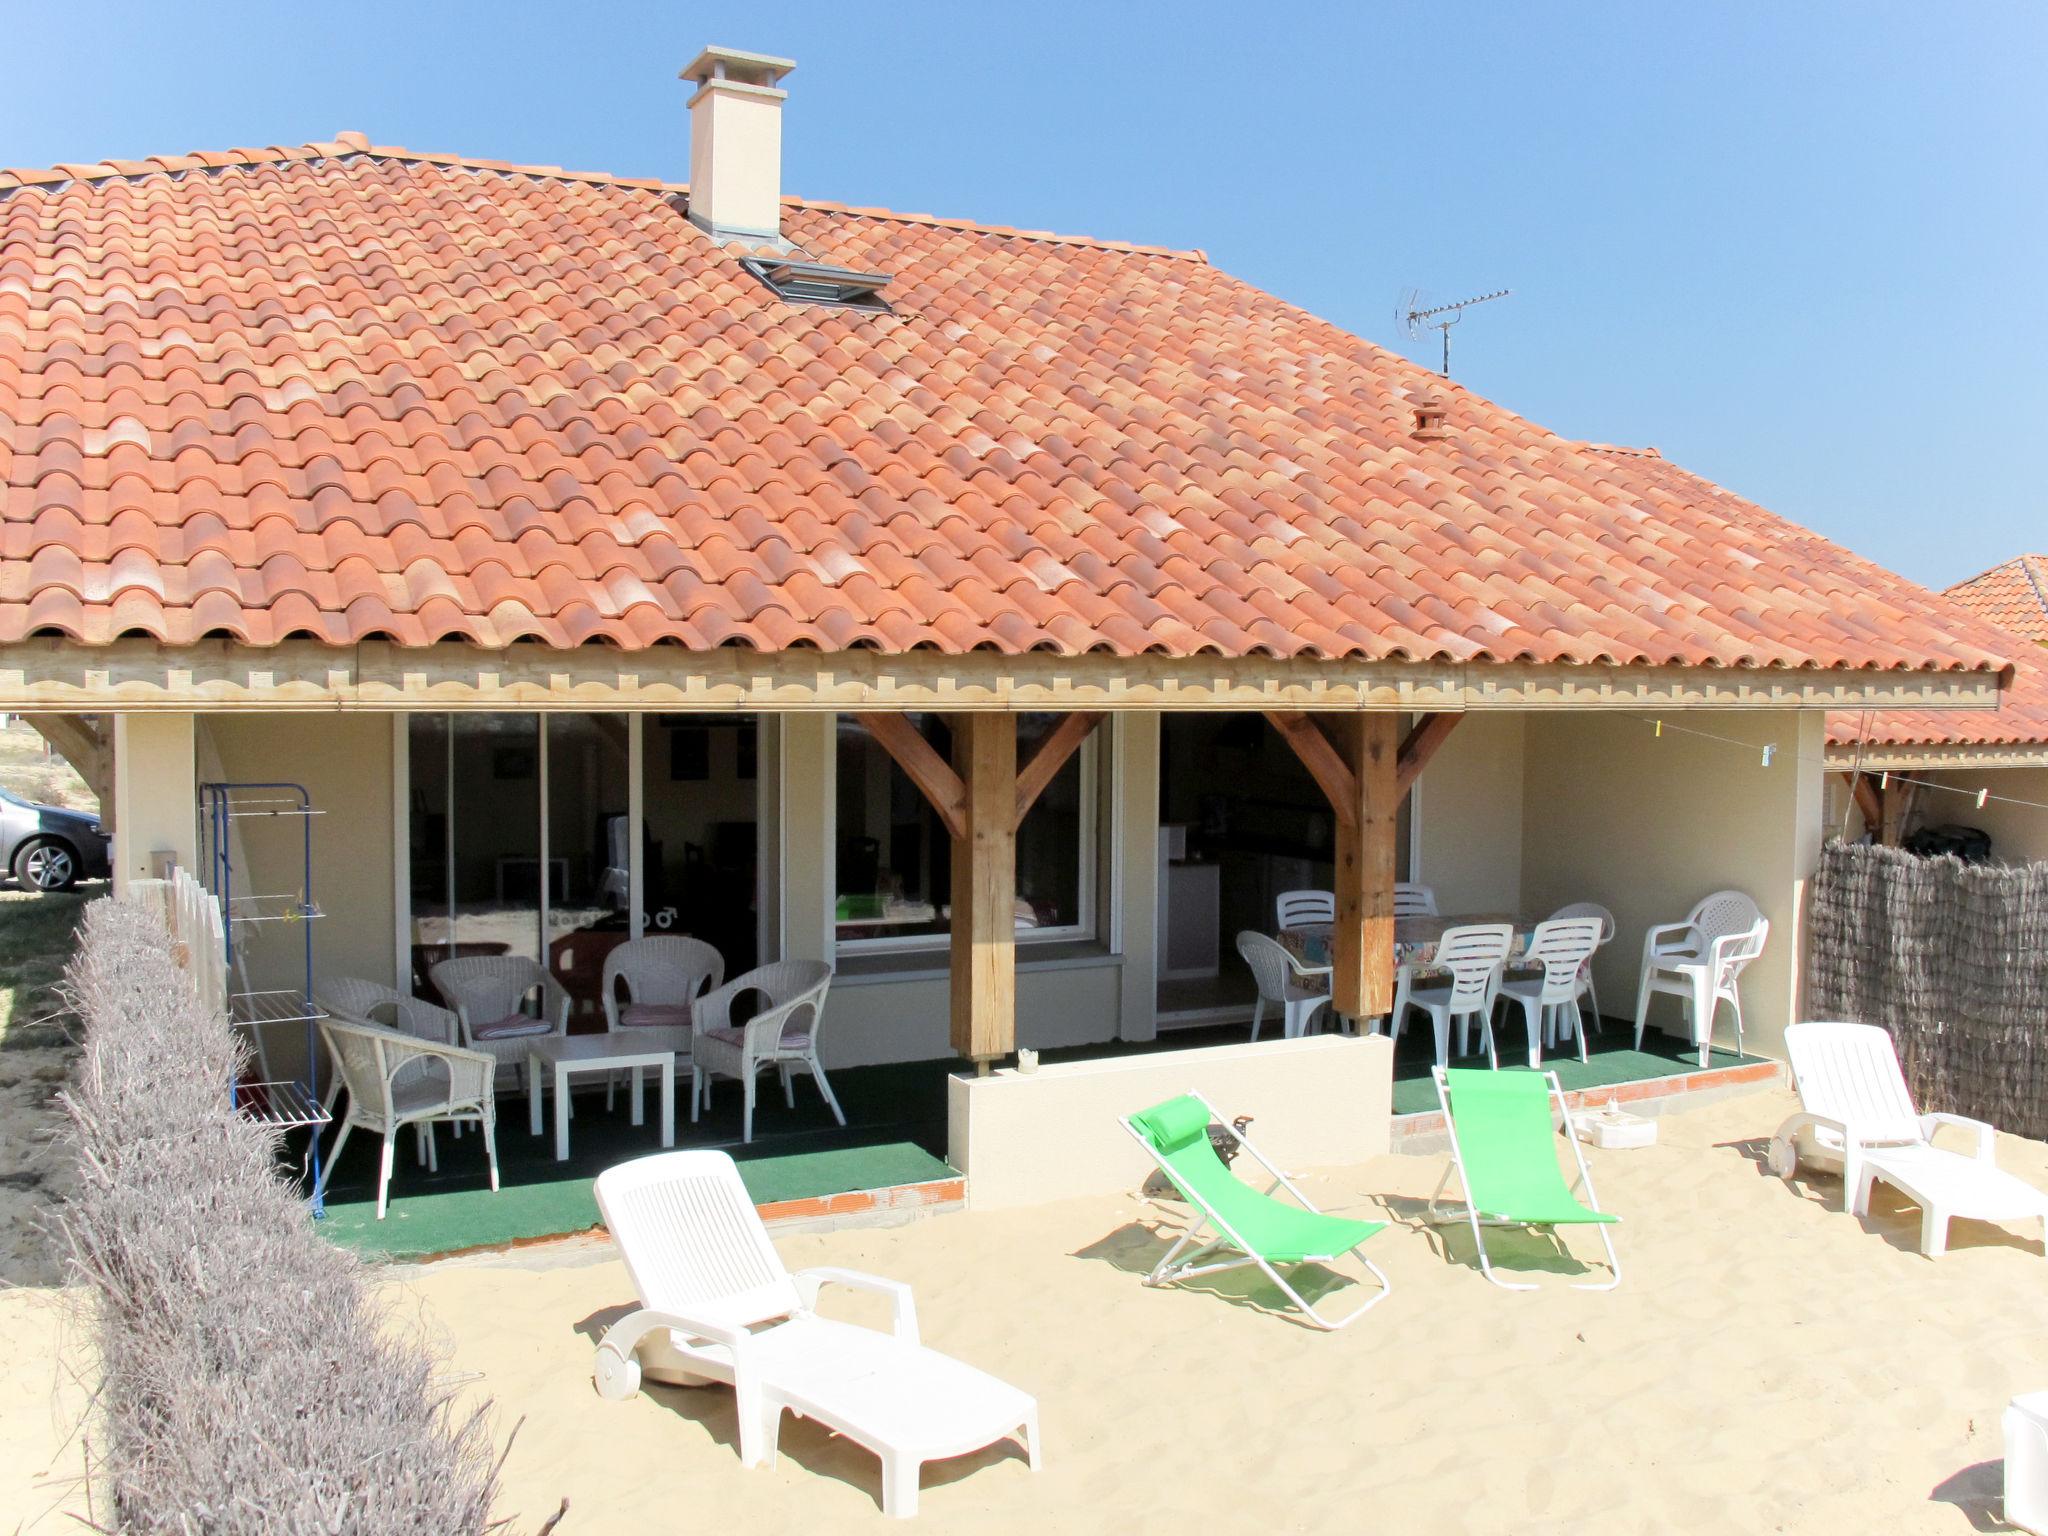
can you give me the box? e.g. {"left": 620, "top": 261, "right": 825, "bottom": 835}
{"left": 681, "top": 46, "right": 796, "bottom": 243}
{"left": 1412, "top": 392, "right": 1451, "bottom": 443}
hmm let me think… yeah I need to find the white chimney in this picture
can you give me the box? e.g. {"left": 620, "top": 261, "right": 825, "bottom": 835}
{"left": 681, "top": 45, "right": 796, "bottom": 242}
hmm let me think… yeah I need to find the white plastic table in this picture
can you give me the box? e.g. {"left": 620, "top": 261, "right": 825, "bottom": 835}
{"left": 527, "top": 1027, "right": 694, "bottom": 1163}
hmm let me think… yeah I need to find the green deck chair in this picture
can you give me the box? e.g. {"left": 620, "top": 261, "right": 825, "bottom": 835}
{"left": 1428, "top": 1067, "right": 1622, "bottom": 1291}
{"left": 1122, "top": 1091, "right": 1391, "bottom": 1330}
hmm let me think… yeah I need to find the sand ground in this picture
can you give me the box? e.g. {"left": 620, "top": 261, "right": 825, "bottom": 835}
{"left": 7, "top": 1083, "right": 2045, "bottom": 1533}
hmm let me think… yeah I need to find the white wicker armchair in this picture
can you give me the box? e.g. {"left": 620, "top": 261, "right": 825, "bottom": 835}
{"left": 691, "top": 960, "right": 840, "bottom": 1143}
{"left": 601, "top": 936, "right": 725, "bottom": 1032}
{"left": 430, "top": 955, "right": 570, "bottom": 1094}
{"left": 312, "top": 975, "right": 460, "bottom": 1113}
{"left": 312, "top": 1016, "right": 499, "bottom": 1219}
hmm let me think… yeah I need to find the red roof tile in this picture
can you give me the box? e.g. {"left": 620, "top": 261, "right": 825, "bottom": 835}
{"left": 1829, "top": 559, "right": 2048, "bottom": 751}
{"left": 0, "top": 139, "right": 2019, "bottom": 670}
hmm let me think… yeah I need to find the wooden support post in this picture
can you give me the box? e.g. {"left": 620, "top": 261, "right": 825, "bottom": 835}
{"left": 950, "top": 713, "right": 1018, "bottom": 1066}
{"left": 1330, "top": 714, "right": 1400, "bottom": 1022}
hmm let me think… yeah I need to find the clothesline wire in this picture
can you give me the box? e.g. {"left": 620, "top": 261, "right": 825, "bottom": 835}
{"left": 1618, "top": 712, "right": 2048, "bottom": 819}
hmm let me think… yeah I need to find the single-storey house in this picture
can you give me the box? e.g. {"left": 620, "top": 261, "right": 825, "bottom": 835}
{"left": 1828, "top": 554, "right": 2048, "bottom": 862}
{"left": 0, "top": 49, "right": 2022, "bottom": 1198}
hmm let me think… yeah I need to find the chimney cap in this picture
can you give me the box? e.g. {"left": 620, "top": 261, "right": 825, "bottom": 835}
{"left": 681, "top": 45, "right": 795, "bottom": 94}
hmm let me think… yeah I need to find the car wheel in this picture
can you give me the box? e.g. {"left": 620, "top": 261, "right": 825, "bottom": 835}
{"left": 13, "top": 838, "right": 78, "bottom": 893}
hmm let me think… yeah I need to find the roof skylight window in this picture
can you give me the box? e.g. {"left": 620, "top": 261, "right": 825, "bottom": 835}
{"left": 741, "top": 256, "right": 892, "bottom": 311}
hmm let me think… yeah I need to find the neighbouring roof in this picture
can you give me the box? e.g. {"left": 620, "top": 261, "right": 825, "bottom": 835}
{"left": 0, "top": 136, "right": 2020, "bottom": 673}
{"left": 1829, "top": 556, "right": 2048, "bottom": 755}
{"left": 1942, "top": 554, "right": 2048, "bottom": 643}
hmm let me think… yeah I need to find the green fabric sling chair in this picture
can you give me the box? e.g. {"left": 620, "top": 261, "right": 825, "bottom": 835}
{"left": 1121, "top": 1091, "right": 1391, "bottom": 1330}
{"left": 1428, "top": 1066, "right": 1622, "bottom": 1292}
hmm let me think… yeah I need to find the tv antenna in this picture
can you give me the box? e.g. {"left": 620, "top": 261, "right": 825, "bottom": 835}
{"left": 1399, "top": 287, "right": 1511, "bottom": 376}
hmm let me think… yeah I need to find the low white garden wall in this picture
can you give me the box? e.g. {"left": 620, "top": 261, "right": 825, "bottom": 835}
{"left": 947, "top": 1033, "right": 1393, "bottom": 1210}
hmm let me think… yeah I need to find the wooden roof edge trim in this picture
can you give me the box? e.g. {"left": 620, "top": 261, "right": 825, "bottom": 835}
{"left": 0, "top": 642, "right": 2008, "bottom": 714}
{"left": 1822, "top": 743, "right": 2048, "bottom": 771}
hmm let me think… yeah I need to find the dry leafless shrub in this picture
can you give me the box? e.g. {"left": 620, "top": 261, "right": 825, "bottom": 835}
{"left": 53, "top": 897, "right": 518, "bottom": 1534}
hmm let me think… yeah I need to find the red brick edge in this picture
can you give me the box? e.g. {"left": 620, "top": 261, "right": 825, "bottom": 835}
{"left": 756, "top": 1176, "right": 967, "bottom": 1227}
{"left": 402, "top": 1176, "right": 968, "bottom": 1263}
{"left": 1391, "top": 1058, "right": 1783, "bottom": 1141}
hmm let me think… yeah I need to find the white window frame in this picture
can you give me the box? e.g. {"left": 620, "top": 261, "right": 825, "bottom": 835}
{"left": 831, "top": 721, "right": 1101, "bottom": 958}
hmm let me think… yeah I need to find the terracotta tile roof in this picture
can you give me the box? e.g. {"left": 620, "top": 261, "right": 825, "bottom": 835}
{"left": 0, "top": 137, "right": 2019, "bottom": 670}
{"left": 1830, "top": 560, "right": 2048, "bottom": 751}
{"left": 1937, "top": 555, "right": 2048, "bottom": 643}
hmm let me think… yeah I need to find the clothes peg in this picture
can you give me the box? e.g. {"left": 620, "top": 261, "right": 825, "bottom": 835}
{"left": 1761, "top": 744, "right": 1776, "bottom": 767}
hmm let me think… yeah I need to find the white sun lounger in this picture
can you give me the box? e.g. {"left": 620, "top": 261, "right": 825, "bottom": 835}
{"left": 1769, "top": 1021, "right": 2048, "bottom": 1258}
{"left": 592, "top": 1150, "right": 1039, "bottom": 1518}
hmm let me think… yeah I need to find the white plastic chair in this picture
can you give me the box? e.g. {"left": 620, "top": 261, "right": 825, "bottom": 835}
{"left": 1396, "top": 923, "right": 1513, "bottom": 1068}
{"left": 1546, "top": 901, "right": 1615, "bottom": 1032}
{"left": 431, "top": 955, "right": 570, "bottom": 1093}
{"left": 592, "top": 1149, "right": 1039, "bottom": 1517}
{"left": 1394, "top": 882, "right": 1438, "bottom": 918}
{"left": 1498, "top": 917, "right": 1605, "bottom": 1069}
{"left": 1274, "top": 889, "right": 1335, "bottom": 930}
{"left": 691, "top": 961, "right": 840, "bottom": 1143}
{"left": 1633, "top": 890, "right": 1767, "bottom": 1065}
{"left": 2006, "top": 1392, "right": 2048, "bottom": 1534}
{"left": 312, "top": 1016, "right": 499, "bottom": 1219}
{"left": 1768, "top": 1022, "right": 2048, "bottom": 1256}
{"left": 1236, "top": 931, "right": 1331, "bottom": 1042}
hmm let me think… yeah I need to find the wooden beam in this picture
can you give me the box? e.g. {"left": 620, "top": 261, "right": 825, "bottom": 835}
{"left": 1014, "top": 711, "right": 1104, "bottom": 829}
{"left": 21, "top": 712, "right": 113, "bottom": 828}
{"left": 1840, "top": 771, "right": 1883, "bottom": 833}
{"left": 1329, "top": 713, "right": 1400, "bottom": 1021}
{"left": 1395, "top": 712, "right": 1462, "bottom": 798}
{"left": 0, "top": 639, "right": 1996, "bottom": 715}
{"left": 949, "top": 713, "right": 1017, "bottom": 1065}
{"left": 854, "top": 713, "right": 965, "bottom": 839}
{"left": 1263, "top": 711, "right": 1358, "bottom": 827}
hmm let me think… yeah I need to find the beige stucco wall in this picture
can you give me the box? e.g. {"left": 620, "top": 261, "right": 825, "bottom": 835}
{"left": 1519, "top": 709, "right": 1823, "bottom": 1059}
{"left": 1898, "top": 766, "right": 2048, "bottom": 865}
{"left": 829, "top": 958, "right": 1125, "bottom": 1070}
{"left": 110, "top": 712, "right": 196, "bottom": 892}
{"left": 199, "top": 713, "right": 397, "bottom": 995}
{"left": 1414, "top": 712, "right": 1524, "bottom": 913}
{"left": 948, "top": 1033, "right": 1393, "bottom": 1210}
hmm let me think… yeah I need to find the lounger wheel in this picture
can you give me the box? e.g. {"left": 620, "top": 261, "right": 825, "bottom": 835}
{"left": 593, "top": 1341, "right": 643, "bottom": 1402}
{"left": 1766, "top": 1136, "right": 1797, "bottom": 1179}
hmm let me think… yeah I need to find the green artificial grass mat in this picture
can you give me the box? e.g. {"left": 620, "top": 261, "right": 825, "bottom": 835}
{"left": 299, "top": 1051, "right": 957, "bottom": 1259}
{"left": 317, "top": 1137, "right": 955, "bottom": 1260}
{"left": 1388, "top": 1032, "right": 1766, "bottom": 1115}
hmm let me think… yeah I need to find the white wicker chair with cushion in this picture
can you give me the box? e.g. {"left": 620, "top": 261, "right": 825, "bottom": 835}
{"left": 602, "top": 936, "right": 726, "bottom": 1032}
{"left": 312, "top": 1016, "right": 499, "bottom": 1219}
{"left": 430, "top": 955, "right": 570, "bottom": 1094}
{"left": 691, "top": 961, "right": 840, "bottom": 1144}
{"left": 313, "top": 975, "right": 460, "bottom": 1106}
{"left": 601, "top": 936, "right": 726, "bottom": 1110}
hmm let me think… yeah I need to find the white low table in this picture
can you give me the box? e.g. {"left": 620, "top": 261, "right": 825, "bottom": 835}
{"left": 527, "top": 1027, "right": 695, "bottom": 1163}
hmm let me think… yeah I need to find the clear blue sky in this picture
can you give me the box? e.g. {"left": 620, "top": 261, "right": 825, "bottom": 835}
{"left": 4, "top": 3, "right": 2042, "bottom": 591}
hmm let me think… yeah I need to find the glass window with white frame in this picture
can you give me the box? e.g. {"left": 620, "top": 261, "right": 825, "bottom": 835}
{"left": 832, "top": 713, "right": 1096, "bottom": 953}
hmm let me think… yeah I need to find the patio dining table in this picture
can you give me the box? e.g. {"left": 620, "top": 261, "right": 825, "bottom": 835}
{"left": 1276, "top": 913, "right": 1540, "bottom": 980}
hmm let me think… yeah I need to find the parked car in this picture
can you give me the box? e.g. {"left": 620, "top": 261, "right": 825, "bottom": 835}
{"left": 0, "top": 785, "right": 109, "bottom": 891}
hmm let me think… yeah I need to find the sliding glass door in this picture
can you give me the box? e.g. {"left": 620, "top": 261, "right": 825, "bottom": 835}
{"left": 406, "top": 713, "right": 759, "bottom": 1020}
